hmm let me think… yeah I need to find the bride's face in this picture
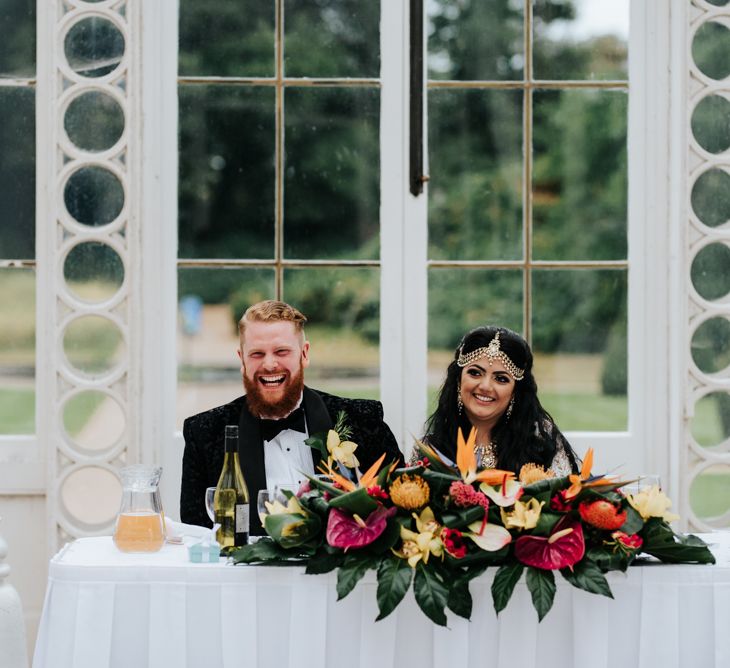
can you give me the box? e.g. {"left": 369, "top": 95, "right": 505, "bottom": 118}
{"left": 459, "top": 358, "right": 515, "bottom": 427}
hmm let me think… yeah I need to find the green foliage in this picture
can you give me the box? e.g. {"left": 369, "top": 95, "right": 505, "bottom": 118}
{"left": 526, "top": 567, "right": 556, "bottom": 622}
{"left": 413, "top": 564, "right": 449, "bottom": 627}
{"left": 336, "top": 553, "right": 377, "bottom": 600}
{"left": 491, "top": 561, "right": 524, "bottom": 614}
{"left": 560, "top": 559, "right": 613, "bottom": 598}
{"left": 375, "top": 557, "right": 413, "bottom": 621}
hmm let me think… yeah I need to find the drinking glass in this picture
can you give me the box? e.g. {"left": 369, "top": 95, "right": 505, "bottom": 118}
{"left": 624, "top": 473, "right": 661, "bottom": 497}
{"left": 205, "top": 487, "right": 217, "bottom": 524}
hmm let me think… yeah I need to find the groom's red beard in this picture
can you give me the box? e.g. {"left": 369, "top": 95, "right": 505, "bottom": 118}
{"left": 243, "top": 365, "right": 305, "bottom": 419}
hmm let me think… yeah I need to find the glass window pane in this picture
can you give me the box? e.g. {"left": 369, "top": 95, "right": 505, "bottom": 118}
{"left": 428, "top": 268, "right": 523, "bottom": 412}
{"left": 0, "top": 87, "right": 34, "bottom": 259}
{"left": 179, "top": 86, "right": 275, "bottom": 259}
{"left": 0, "top": 0, "right": 35, "bottom": 78}
{"left": 533, "top": 0, "right": 629, "bottom": 80}
{"left": 429, "top": 89, "right": 523, "bottom": 261}
{"left": 690, "top": 467, "right": 730, "bottom": 527}
{"left": 177, "top": 267, "right": 275, "bottom": 429}
{"left": 532, "top": 269, "right": 627, "bottom": 431}
{"left": 532, "top": 89, "right": 627, "bottom": 261}
{"left": 284, "top": 87, "right": 379, "bottom": 259}
{"left": 691, "top": 392, "right": 730, "bottom": 449}
{"left": 427, "top": 0, "right": 524, "bottom": 81}
{"left": 63, "top": 241, "right": 125, "bottom": 304}
{"left": 284, "top": 267, "right": 380, "bottom": 400}
{"left": 0, "top": 268, "right": 35, "bottom": 434}
{"left": 285, "top": 0, "right": 380, "bottom": 78}
{"left": 692, "top": 21, "right": 730, "bottom": 82}
{"left": 691, "top": 168, "right": 730, "bottom": 228}
{"left": 179, "top": 0, "right": 275, "bottom": 77}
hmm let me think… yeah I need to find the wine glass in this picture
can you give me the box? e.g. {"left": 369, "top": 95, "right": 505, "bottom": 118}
{"left": 205, "top": 487, "right": 217, "bottom": 524}
{"left": 624, "top": 474, "right": 661, "bottom": 497}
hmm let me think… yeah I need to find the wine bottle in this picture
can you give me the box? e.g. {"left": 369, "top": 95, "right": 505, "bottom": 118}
{"left": 214, "top": 425, "right": 250, "bottom": 553}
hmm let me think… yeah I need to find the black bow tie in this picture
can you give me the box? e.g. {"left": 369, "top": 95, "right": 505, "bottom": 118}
{"left": 259, "top": 407, "right": 306, "bottom": 442}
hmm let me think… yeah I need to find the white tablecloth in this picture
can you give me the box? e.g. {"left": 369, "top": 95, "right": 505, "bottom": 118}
{"left": 33, "top": 534, "right": 730, "bottom": 668}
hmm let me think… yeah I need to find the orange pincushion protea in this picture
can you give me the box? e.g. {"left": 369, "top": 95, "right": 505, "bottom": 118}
{"left": 390, "top": 474, "right": 430, "bottom": 510}
{"left": 578, "top": 499, "right": 627, "bottom": 530}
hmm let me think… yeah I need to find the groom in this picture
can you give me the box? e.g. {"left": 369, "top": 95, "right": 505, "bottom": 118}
{"left": 180, "top": 300, "right": 402, "bottom": 535}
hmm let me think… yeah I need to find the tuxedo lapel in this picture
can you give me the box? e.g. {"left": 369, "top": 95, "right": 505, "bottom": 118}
{"left": 303, "top": 386, "right": 334, "bottom": 470}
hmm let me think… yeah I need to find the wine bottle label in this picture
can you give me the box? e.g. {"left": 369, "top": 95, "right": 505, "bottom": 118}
{"left": 235, "top": 504, "right": 250, "bottom": 533}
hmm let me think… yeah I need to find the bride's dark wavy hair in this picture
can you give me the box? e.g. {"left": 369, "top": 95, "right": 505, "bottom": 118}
{"left": 423, "top": 326, "right": 578, "bottom": 474}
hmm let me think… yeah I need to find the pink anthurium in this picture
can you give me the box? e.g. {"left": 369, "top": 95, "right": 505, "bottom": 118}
{"left": 326, "top": 505, "right": 396, "bottom": 550}
{"left": 514, "top": 517, "right": 585, "bottom": 570}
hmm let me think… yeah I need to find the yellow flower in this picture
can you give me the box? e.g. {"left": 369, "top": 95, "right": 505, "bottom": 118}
{"left": 500, "top": 498, "right": 544, "bottom": 531}
{"left": 413, "top": 506, "right": 440, "bottom": 535}
{"left": 326, "top": 429, "right": 360, "bottom": 468}
{"left": 263, "top": 495, "right": 304, "bottom": 516}
{"left": 392, "top": 524, "right": 443, "bottom": 568}
{"left": 628, "top": 486, "right": 680, "bottom": 522}
{"left": 519, "top": 463, "right": 554, "bottom": 485}
{"left": 390, "top": 474, "right": 430, "bottom": 510}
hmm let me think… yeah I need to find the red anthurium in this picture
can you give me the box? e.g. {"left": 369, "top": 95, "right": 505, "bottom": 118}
{"left": 326, "top": 505, "right": 396, "bottom": 550}
{"left": 514, "top": 517, "right": 585, "bottom": 570}
{"left": 578, "top": 499, "right": 627, "bottom": 530}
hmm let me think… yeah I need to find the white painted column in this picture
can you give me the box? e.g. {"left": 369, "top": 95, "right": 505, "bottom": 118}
{"left": 0, "top": 524, "right": 29, "bottom": 668}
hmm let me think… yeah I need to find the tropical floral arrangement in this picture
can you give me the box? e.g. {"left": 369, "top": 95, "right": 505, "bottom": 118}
{"left": 233, "top": 413, "right": 715, "bottom": 624}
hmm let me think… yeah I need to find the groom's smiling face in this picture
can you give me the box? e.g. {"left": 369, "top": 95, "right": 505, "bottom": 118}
{"left": 238, "top": 319, "right": 310, "bottom": 418}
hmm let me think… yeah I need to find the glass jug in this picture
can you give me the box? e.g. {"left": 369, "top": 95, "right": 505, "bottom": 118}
{"left": 113, "top": 465, "right": 165, "bottom": 553}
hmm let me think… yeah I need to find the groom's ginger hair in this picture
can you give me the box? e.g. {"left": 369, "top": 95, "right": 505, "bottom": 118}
{"left": 238, "top": 300, "right": 307, "bottom": 341}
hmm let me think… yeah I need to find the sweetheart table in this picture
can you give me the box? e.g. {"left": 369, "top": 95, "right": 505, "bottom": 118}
{"left": 33, "top": 533, "right": 730, "bottom": 668}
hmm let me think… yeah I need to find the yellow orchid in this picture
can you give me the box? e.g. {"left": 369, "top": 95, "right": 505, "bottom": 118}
{"left": 628, "top": 486, "right": 680, "bottom": 522}
{"left": 326, "top": 429, "right": 360, "bottom": 469}
{"left": 393, "top": 522, "right": 443, "bottom": 568}
{"left": 500, "top": 498, "right": 544, "bottom": 531}
{"left": 263, "top": 494, "right": 304, "bottom": 516}
{"left": 413, "top": 506, "right": 440, "bottom": 535}
{"left": 456, "top": 427, "right": 515, "bottom": 485}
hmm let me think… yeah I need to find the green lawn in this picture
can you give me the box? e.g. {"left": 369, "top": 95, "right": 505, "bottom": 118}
{"left": 0, "top": 388, "right": 105, "bottom": 436}
{"left": 0, "top": 388, "right": 35, "bottom": 434}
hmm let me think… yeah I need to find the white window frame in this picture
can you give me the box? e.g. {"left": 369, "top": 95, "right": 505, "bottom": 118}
{"left": 5, "top": 0, "right": 691, "bottom": 537}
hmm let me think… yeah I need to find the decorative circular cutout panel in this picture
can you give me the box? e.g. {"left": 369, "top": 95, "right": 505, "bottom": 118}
{"left": 691, "top": 94, "right": 730, "bottom": 154}
{"left": 691, "top": 168, "right": 730, "bottom": 227}
{"left": 64, "top": 16, "right": 125, "bottom": 78}
{"left": 64, "top": 166, "right": 124, "bottom": 226}
{"left": 691, "top": 243, "right": 730, "bottom": 301}
{"left": 63, "top": 241, "right": 124, "bottom": 303}
{"left": 690, "top": 465, "right": 730, "bottom": 523}
{"left": 63, "top": 315, "right": 125, "bottom": 376}
{"left": 691, "top": 317, "right": 730, "bottom": 374}
{"left": 63, "top": 390, "right": 126, "bottom": 451}
{"left": 692, "top": 391, "right": 730, "bottom": 448}
{"left": 692, "top": 21, "right": 730, "bottom": 81}
{"left": 61, "top": 466, "right": 121, "bottom": 526}
{"left": 64, "top": 90, "right": 125, "bottom": 152}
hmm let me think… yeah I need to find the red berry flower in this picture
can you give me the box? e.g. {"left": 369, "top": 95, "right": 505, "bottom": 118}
{"left": 578, "top": 499, "right": 627, "bottom": 530}
{"left": 367, "top": 485, "right": 389, "bottom": 500}
{"left": 612, "top": 531, "right": 643, "bottom": 551}
{"left": 549, "top": 489, "right": 573, "bottom": 512}
{"left": 441, "top": 527, "right": 467, "bottom": 559}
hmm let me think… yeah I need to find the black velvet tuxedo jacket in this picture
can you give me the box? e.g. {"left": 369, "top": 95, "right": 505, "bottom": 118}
{"left": 180, "top": 386, "right": 403, "bottom": 535}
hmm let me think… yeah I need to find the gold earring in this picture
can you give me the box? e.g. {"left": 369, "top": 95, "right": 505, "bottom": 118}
{"left": 506, "top": 395, "right": 515, "bottom": 420}
{"left": 457, "top": 384, "right": 463, "bottom": 415}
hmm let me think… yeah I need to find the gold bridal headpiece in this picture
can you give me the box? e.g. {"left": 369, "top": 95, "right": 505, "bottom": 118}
{"left": 456, "top": 331, "right": 525, "bottom": 380}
